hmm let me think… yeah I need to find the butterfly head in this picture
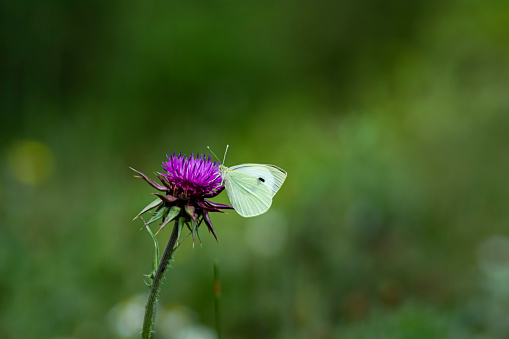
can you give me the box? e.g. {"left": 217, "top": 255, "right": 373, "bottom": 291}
{"left": 208, "top": 145, "right": 230, "bottom": 184}
{"left": 218, "top": 165, "right": 229, "bottom": 184}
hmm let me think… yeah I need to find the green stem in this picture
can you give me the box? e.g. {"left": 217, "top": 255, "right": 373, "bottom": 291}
{"left": 214, "top": 262, "right": 222, "bottom": 339}
{"left": 142, "top": 219, "right": 180, "bottom": 339}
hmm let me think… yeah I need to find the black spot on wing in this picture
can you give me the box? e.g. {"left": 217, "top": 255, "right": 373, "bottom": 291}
{"left": 258, "top": 177, "right": 265, "bottom": 183}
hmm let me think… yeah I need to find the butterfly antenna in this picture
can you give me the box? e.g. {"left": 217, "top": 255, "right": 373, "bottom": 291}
{"left": 222, "top": 145, "right": 229, "bottom": 165}
{"left": 207, "top": 146, "right": 221, "bottom": 162}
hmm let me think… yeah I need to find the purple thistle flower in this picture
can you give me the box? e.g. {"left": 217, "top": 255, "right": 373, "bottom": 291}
{"left": 161, "top": 152, "right": 223, "bottom": 199}
{"left": 131, "top": 151, "right": 233, "bottom": 242}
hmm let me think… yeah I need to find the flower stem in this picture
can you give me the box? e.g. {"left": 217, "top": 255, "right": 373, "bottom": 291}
{"left": 214, "top": 262, "right": 222, "bottom": 339}
{"left": 142, "top": 219, "right": 180, "bottom": 339}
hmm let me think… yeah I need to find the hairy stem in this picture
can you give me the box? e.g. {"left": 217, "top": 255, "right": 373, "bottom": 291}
{"left": 142, "top": 219, "right": 180, "bottom": 339}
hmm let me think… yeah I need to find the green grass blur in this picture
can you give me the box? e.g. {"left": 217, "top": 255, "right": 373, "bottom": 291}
{"left": 2, "top": 1, "right": 509, "bottom": 338}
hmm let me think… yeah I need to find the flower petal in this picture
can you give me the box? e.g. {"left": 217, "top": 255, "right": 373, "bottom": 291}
{"left": 155, "top": 173, "right": 173, "bottom": 190}
{"left": 204, "top": 199, "right": 234, "bottom": 210}
{"left": 184, "top": 205, "right": 198, "bottom": 225}
{"left": 202, "top": 211, "right": 218, "bottom": 243}
{"left": 133, "top": 198, "right": 163, "bottom": 220}
{"left": 146, "top": 206, "right": 169, "bottom": 225}
{"left": 156, "top": 206, "right": 181, "bottom": 235}
{"left": 130, "top": 167, "right": 167, "bottom": 191}
{"left": 152, "top": 193, "right": 177, "bottom": 203}
{"left": 196, "top": 201, "right": 226, "bottom": 213}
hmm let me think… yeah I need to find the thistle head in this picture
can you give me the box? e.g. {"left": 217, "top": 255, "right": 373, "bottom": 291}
{"left": 132, "top": 151, "right": 233, "bottom": 243}
{"left": 161, "top": 152, "right": 223, "bottom": 199}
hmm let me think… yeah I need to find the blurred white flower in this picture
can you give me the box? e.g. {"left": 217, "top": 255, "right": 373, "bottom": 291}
{"left": 108, "top": 294, "right": 145, "bottom": 338}
{"left": 158, "top": 305, "right": 216, "bottom": 339}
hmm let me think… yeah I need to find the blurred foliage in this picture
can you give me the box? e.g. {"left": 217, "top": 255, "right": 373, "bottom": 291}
{"left": 2, "top": 1, "right": 509, "bottom": 338}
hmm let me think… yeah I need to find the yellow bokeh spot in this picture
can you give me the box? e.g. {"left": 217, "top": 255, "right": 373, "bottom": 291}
{"left": 8, "top": 140, "right": 54, "bottom": 185}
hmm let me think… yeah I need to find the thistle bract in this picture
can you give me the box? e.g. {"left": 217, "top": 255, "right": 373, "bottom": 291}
{"left": 132, "top": 152, "right": 233, "bottom": 242}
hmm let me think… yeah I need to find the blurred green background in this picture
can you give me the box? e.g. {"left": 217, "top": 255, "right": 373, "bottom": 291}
{"left": 2, "top": 1, "right": 509, "bottom": 338}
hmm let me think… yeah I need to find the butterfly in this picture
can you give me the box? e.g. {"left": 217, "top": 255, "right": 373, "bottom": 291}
{"left": 210, "top": 146, "right": 287, "bottom": 217}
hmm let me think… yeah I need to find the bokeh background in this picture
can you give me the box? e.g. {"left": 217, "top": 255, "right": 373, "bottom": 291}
{"left": 2, "top": 1, "right": 509, "bottom": 338}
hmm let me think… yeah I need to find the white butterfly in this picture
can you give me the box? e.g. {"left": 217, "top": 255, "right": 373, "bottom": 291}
{"left": 211, "top": 146, "right": 287, "bottom": 217}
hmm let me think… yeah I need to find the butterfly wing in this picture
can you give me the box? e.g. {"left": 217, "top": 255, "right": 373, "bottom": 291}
{"left": 228, "top": 164, "right": 287, "bottom": 197}
{"left": 224, "top": 170, "right": 273, "bottom": 217}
